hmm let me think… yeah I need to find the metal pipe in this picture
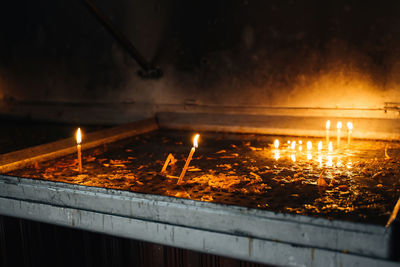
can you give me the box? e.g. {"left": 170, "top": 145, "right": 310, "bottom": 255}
{"left": 83, "top": 0, "right": 162, "bottom": 79}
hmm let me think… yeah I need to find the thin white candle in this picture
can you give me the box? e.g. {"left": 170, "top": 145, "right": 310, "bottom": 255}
{"left": 347, "top": 122, "right": 353, "bottom": 146}
{"left": 326, "top": 120, "right": 331, "bottom": 143}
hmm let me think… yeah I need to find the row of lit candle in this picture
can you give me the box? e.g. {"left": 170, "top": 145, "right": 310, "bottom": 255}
{"left": 326, "top": 120, "right": 353, "bottom": 146}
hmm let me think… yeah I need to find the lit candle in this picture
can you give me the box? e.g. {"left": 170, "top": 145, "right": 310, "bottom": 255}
{"left": 178, "top": 134, "right": 200, "bottom": 184}
{"left": 274, "top": 139, "right": 279, "bottom": 149}
{"left": 318, "top": 141, "right": 322, "bottom": 152}
{"left": 307, "top": 141, "right": 312, "bottom": 150}
{"left": 326, "top": 120, "right": 331, "bottom": 143}
{"left": 76, "top": 128, "right": 82, "bottom": 173}
{"left": 337, "top": 121, "right": 342, "bottom": 146}
{"left": 291, "top": 141, "right": 296, "bottom": 150}
{"left": 347, "top": 122, "right": 353, "bottom": 146}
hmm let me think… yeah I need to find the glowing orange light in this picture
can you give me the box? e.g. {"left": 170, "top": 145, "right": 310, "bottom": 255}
{"left": 274, "top": 139, "right": 279, "bottom": 149}
{"left": 326, "top": 120, "right": 331, "bottom": 130}
{"left": 274, "top": 151, "right": 280, "bottom": 160}
{"left": 318, "top": 141, "right": 322, "bottom": 151}
{"left": 76, "top": 128, "right": 82, "bottom": 144}
{"left": 346, "top": 160, "right": 352, "bottom": 169}
{"left": 328, "top": 142, "right": 333, "bottom": 152}
{"left": 317, "top": 155, "right": 322, "bottom": 166}
{"left": 347, "top": 122, "right": 353, "bottom": 131}
{"left": 193, "top": 134, "right": 200, "bottom": 148}
{"left": 307, "top": 141, "right": 312, "bottom": 150}
{"left": 327, "top": 155, "right": 333, "bottom": 167}
{"left": 337, "top": 121, "right": 342, "bottom": 129}
{"left": 291, "top": 141, "right": 296, "bottom": 150}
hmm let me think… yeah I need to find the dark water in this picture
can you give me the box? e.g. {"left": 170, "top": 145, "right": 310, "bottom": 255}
{"left": 9, "top": 129, "right": 400, "bottom": 225}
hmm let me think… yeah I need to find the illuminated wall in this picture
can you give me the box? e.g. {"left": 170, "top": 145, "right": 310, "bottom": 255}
{"left": 0, "top": 0, "right": 399, "bottom": 112}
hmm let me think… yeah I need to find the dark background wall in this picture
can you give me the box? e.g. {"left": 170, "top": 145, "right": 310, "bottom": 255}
{"left": 0, "top": 0, "right": 400, "bottom": 110}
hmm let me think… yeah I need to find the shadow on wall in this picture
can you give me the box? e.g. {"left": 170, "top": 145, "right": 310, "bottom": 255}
{"left": 0, "top": 0, "right": 400, "bottom": 109}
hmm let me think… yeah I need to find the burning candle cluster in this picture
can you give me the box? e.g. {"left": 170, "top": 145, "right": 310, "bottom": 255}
{"left": 272, "top": 120, "right": 354, "bottom": 166}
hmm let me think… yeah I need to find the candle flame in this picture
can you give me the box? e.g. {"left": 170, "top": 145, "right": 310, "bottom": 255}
{"left": 347, "top": 122, "right": 353, "bottom": 130}
{"left": 299, "top": 145, "right": 303, "bottom": 152}
{"left": 328, "top": 141, "right": 333, "bottom": 152}
{"left": 307, "top": 152, "right": 312, "bottom": 160}
{"left": 291, "top": 141, "right": 296, "bottom": 150}
{"left": 337, "top": 121, "right": 342, "bottom": 129}
{"left": 287, "top": 140, "right": 291, "bottom": 144}
{"left": 76, "top": 128, "right": 82, "bottom": 144}
{"left": 193, "top": 134, "right": 200, "bottom": 148}
{"left": 307, "top": 141, "right": 312, "bottom": 150}
{"left": 298, "top": 140, "right": 302, "bottom": 145}
{"left": 326, "top": 120, "right": 331, "bottom": 130}
{"left": 291, "top": 154, "right": 296, "bottom": 162}
{"left": 274, "top": 139, "right": 279, "bottom": 149}
{"left": 318, "top": 141, "right": 322, "bottom": 151}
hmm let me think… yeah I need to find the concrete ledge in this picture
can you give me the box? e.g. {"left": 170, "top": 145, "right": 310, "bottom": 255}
{"left": 1, "top": 193, "right": 399, "bottom": 266}
{"left": 0, "top": 175, "right": 396, "bottom": 263}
